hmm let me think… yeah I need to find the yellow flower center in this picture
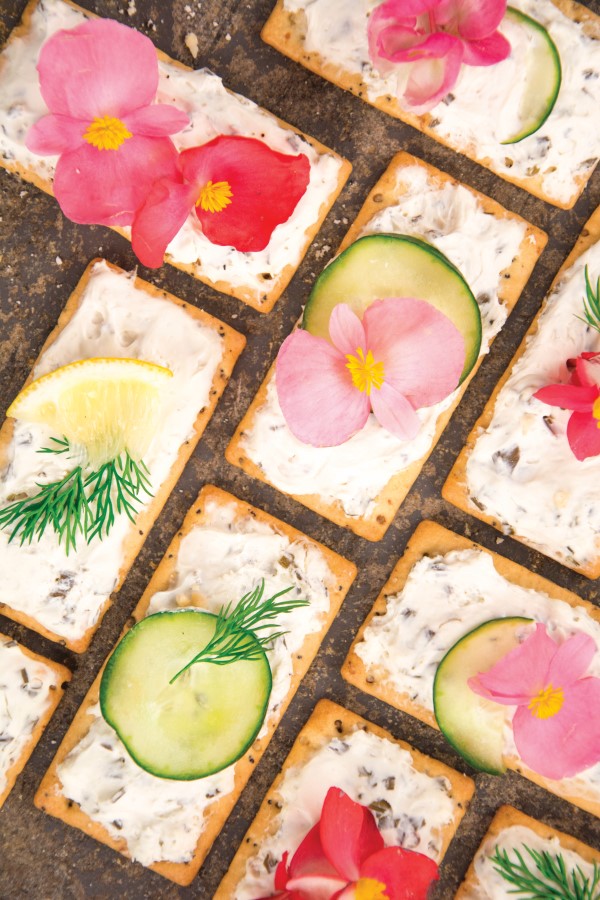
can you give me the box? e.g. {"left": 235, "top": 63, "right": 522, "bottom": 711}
{"left": 345, "top": 347, "right": 385, "bottom": 396}
{"left": 83, "top": 115, "right": 132, "bottom": 151}
{"left": 593, "top": 396, "right": 600, "bottom": 428}
{"left": 355, "top": 877, "right": 389, "bottom": 900}
{"left": 528, "top": 683, "right": 564, "bottom": 719}
{"left": 196, "top": 180, "right": 233, "bottom": 213}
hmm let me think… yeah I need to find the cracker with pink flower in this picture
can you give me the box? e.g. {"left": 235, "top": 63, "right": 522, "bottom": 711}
{"left": 215, "top": 699, "right": 474, "bottom": 899}
{"left": 343, "top": 520, "right": 600, "bottom": 817}
{"left": 263, "top": 0, "right": 600, "bottom": 209}
{"left": 227, "top": 152, "right": 545, "bottom": 541}
{"left": 0, "top": 0, "right": 350, "bottom": 312}
{"left": 444, "top": 205, "right": 600, "bottom": 578}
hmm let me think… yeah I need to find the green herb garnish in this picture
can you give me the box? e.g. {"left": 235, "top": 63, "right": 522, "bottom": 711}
{"left": 576, "top": 265, "right": 600, "bottom": 333}
{"left": 169, "top": 580, "right": 309, "bottom": 683}
{"left": 492, "top": 844, "right": 600, "bottom": 899}
{"left": 0, "top": 438, "right": 152, "bottom": 553}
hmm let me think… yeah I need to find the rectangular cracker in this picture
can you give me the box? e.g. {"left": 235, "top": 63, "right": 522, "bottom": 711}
{"left": 0, "top": 259, "right": 245, "bottom": 652}
{"left": 34, "top": 485, "right": 357, "bottom": 886}
{"left": 0, "top": 633, "right": 70, "bottom": 809}
{"left": 444, "top": 206, "right": 600, "bottom": 578}
{"left": 226, "top": 151, "right": 546, "bottom": 541}
{"left": 0, "top": 0, "right": 351, "bottom": 313}
{"left": 456, "top": 805, "right": 600, "bottom": 898}
{"left": 342, "top": 519, "right": 600, "bottom": 818}
{"left": 215, "top": 697, "right": 474, "bottom": 899}
{"left": 262, "top": 0, "right": 600, "bottom": 209}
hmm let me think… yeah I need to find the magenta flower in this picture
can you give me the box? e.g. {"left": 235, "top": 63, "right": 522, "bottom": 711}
{"left": 469, "top": 623, "right": 600, "bottom": 780}
{"left": 368, "top": 0, "right": 511, "bottom": 111}
{"left": 534, "top": 352, "right": 600, "bottom": 461}
{"left": 26, "top": 19, "right": 189, "bottom": 227}
{"left": 257, "top": 787, "right": 439, "bottom": 900}
{"left": 275, "top": 298, "right": 465, "bottom": 446}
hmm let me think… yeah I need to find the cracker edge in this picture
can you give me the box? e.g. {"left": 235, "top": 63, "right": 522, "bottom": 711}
{"left": 0, "top": 0, "right": 352, "bottom": 313}
{"left": 342, "top": 518, "right": 600, "bottom": 818}
{"left": 455, "top": 804, "right": 600, "bottom": 898}
{"left": 0, "top": 259, "right": 245, "bottom": 652}
{"left": 443, "top": 205, "right": 600, "bottom": 578}
{"left": 261, "top": 0, "right": 600, "bottom": 210}
{"left": 215, "top": 697, "right": 475, "bottom": 899}
{"left": 33, "top": 484, "right": 357, "bottom": 886}
{"left": 0, "top": 633, "right": 71, "bottom": 809}
{"left": 226, "top": 150, "right": 546, "bottom": 541}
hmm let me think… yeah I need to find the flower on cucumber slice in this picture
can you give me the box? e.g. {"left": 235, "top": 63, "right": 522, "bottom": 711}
{"left": 276, "top": 297, "right": 465, "bottom": 446}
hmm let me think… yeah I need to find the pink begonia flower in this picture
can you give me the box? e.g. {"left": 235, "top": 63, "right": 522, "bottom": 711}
{"left": 131, "top": 135, "right": 311, "bottom": 267}
{"left": 469, "top": 623, "right": 600, "bottom": 781}
{"left": 256, "top": 787, "right": 439, "bottom": 900}
{"left": 26, "top": 19, "right": 189, "bottom": 227}
{"left": 368, "top": 0, "right": 511, "bottom": 111}
{"left": 534, "top": 352, "right": 600, "bottom": 461}
{"left": 276, "top": 298, "right": 465, "bottom": 446}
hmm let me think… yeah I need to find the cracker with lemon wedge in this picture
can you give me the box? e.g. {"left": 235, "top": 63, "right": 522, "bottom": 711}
{"left": 0, "top": 259, "right": 244, "bottom": 652}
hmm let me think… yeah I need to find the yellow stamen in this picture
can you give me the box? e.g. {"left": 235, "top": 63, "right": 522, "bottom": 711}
{"left": 593, "top": 396, "right": 600, "bottom": 428}
{"left": 196, "top": 180, "right": 233, "bottom": 213}
{"left": 356, "top": 877, "right": 389, "bottom": 900}
{"left": 83, "top": 115, "right": 132, "bottom": 151}
{"left": 528, "top": 683, "right": 564, "bottom": 719}
{"left": 345, "top": 347, "right": 385, "bottom": 396}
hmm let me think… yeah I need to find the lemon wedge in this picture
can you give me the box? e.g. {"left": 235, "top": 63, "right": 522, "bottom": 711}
{"left": 7, "top": 358, "right": 173, "bottom": 468}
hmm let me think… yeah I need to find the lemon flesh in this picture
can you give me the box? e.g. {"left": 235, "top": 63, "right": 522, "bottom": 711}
{"left": 7, "top": 358, "right": 173, "bottom": 468}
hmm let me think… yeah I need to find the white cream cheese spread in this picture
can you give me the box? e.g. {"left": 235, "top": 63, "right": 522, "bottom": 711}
{"left": 464, "top": 241, "right": 600, "bottom": 570}
{"left": 241, "top": 165, "right": 527, "bottom": 518}
{"left": 0, "top": 261, "right": 224, "bottom": 643}
{"left": 0, "top": 636, "right": 63, "bottom": 796}
{"left": 0, "top": 0, "right": 343, "bottom": 302}
{"left": 57, "top": 497, "right": 337, "bottom": 866}
{"left": 355, "top": 547, "right": 600, "bottom": 805}
{"left": 471, "top": 824, "right": 598, "bottom": 899}
{"left": 234, "top": 727, "right": 457, "bottom": 899}
{"left": 281, "top": 0, "right": 599, "bottom": 206}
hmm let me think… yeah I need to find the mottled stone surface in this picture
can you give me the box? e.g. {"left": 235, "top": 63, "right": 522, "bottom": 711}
{"left": 0, "top": 0, "right": 599, "bottom": 897}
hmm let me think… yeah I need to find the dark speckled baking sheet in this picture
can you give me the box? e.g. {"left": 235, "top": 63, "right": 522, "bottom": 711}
{"left": 1, "top": 0, "right": 599, "bottom": 896}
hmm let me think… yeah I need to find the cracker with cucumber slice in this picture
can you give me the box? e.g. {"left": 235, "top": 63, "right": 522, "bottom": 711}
{"left": 226, "top": 152, "right": 546, "bottom": 541}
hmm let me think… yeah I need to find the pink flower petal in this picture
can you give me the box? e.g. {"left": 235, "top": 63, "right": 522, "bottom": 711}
{"left": 383, "top": 29, "right": 460, "bottom": 64}
{"left": 372, "top": 24, "right": 431, "bottom": 64}
{"left": 276, "top": 331, "right": 370, "bottom": 446}
{"left": 131, "top": 176, "right": 196, "bottom": 268}
{"left": 318, "top": 788, "right": 383, "bottom": 883}
{"left": 468, "top": 623, "right": 552, "bottom": 705}
{"left": 547, "top": 632, "right": 597, "bottom": 687}
{"left": 124, "top": 104, "right": 190, "bottom": 136}
{"left": 26, "top": 114, "right": 85, "bottom": 155}
{"left": 53, "top": 135, "right": 180, "bottom": 227}
{"left": 579, "top": 355, "right": 600, "bottom": 389}
{"left": 363, "top": 298, "right": 464, "bottom": 407}
{"left": 404, "top": 41, "right": 464, "bottom": 109}
{"left": 361, "top": 847, "right": 440, "bottom": 900}
{"left": 567, "top": 411, "right": 600, "bottom": 461}
{"left": 453, "top": 0, "right": 508, "bottom": 41}
{"left": 328, "top": 304, "right": 367, "bottom": 357}
{"left": 533, "top": 383, "right": 598, "bottom": 412}
{"left": 461, "top": 30, "right": 511, "bottom": 66}
{"left": 513, "top": 678, "right": 600, "bottom": 779}
{"left": 37, "top": 19, "right": 158, "bottom": 120}
{"left": 370, "top": 381, "right": 421, "bottom": 441}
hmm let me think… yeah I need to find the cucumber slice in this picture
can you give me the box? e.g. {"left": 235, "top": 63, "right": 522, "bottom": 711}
{"left": 501, "top": 8, "right": 561, "bottom": 144}
{"left": 302, "top": 234, "right": 481, "bottom": 384}
{"left": 433, "top": 617, "right": 534, "bottom": 774}
{"left": 100, "top": 610, "right": 272, "bottom": 780}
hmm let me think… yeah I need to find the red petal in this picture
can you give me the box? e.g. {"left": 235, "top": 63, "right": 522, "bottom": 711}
{"left": 276, "top": 331, "right": 370, "bottom": 446}
{"left": 53, "top": 135, "right": 181, "bottom": 227}
{"left": 180, "top": 136, "right": 310, "bottom": 252}
{"left": 26, "top": 114, "right": 85, "bottom": 155}
{"left": 319, "top": 788, "right": 383, "bottom": 883}
{"left": 579, "top": 355, "right": 600, "bottom": 388}
{"left": 275, "top": 852, "right": 290, "bottom": 891}
{"left": 361, "top": 847, "right": 440, "bottom": 900}
{"left": 37, "top": 19, "right": 158, "bottom": 120}
{"left": 469, "top": 623, "right": 552, "bottom": 706}
{"left": 533, "top": 383, "right": 598, "bottom": 412}
{"left": 370, "top": 382, "right": 421, "bottom": 441}
{"left": 461, "top": 31, "right": 511, "bottom": 66}
{"left": 131, "top": 176, "right": 196, "bottom": 268}
{"left": 567, "top": 411, "right": 600, "bottom": 461}
{"left": 286, "top": 823, "right": 341, "bottom": 882}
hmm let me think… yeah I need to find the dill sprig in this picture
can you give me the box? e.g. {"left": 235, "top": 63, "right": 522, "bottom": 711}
{"left": 492, "top": 844, "right": 600, "bottom": 899}
{"left": 576, "top": 265, "right": 600, "bottom": 333}
{"left": 170, "top": 580, "right": 309, "bottom": 683}
{"left": 0, "top": 438, "right": 152, "bottom": 553}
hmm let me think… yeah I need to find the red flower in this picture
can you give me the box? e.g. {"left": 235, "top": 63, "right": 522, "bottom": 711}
{"left": 534, "top": 352, "right": 600, "bottom": 461}
{"left": 26, "top": 19, "right": 189, "bottom": 227}
{"left": 130, "top": 135, "right": 311, "bottom": 267}
{"left": 256, "top": 787, "right": 439, "bottom": 900}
